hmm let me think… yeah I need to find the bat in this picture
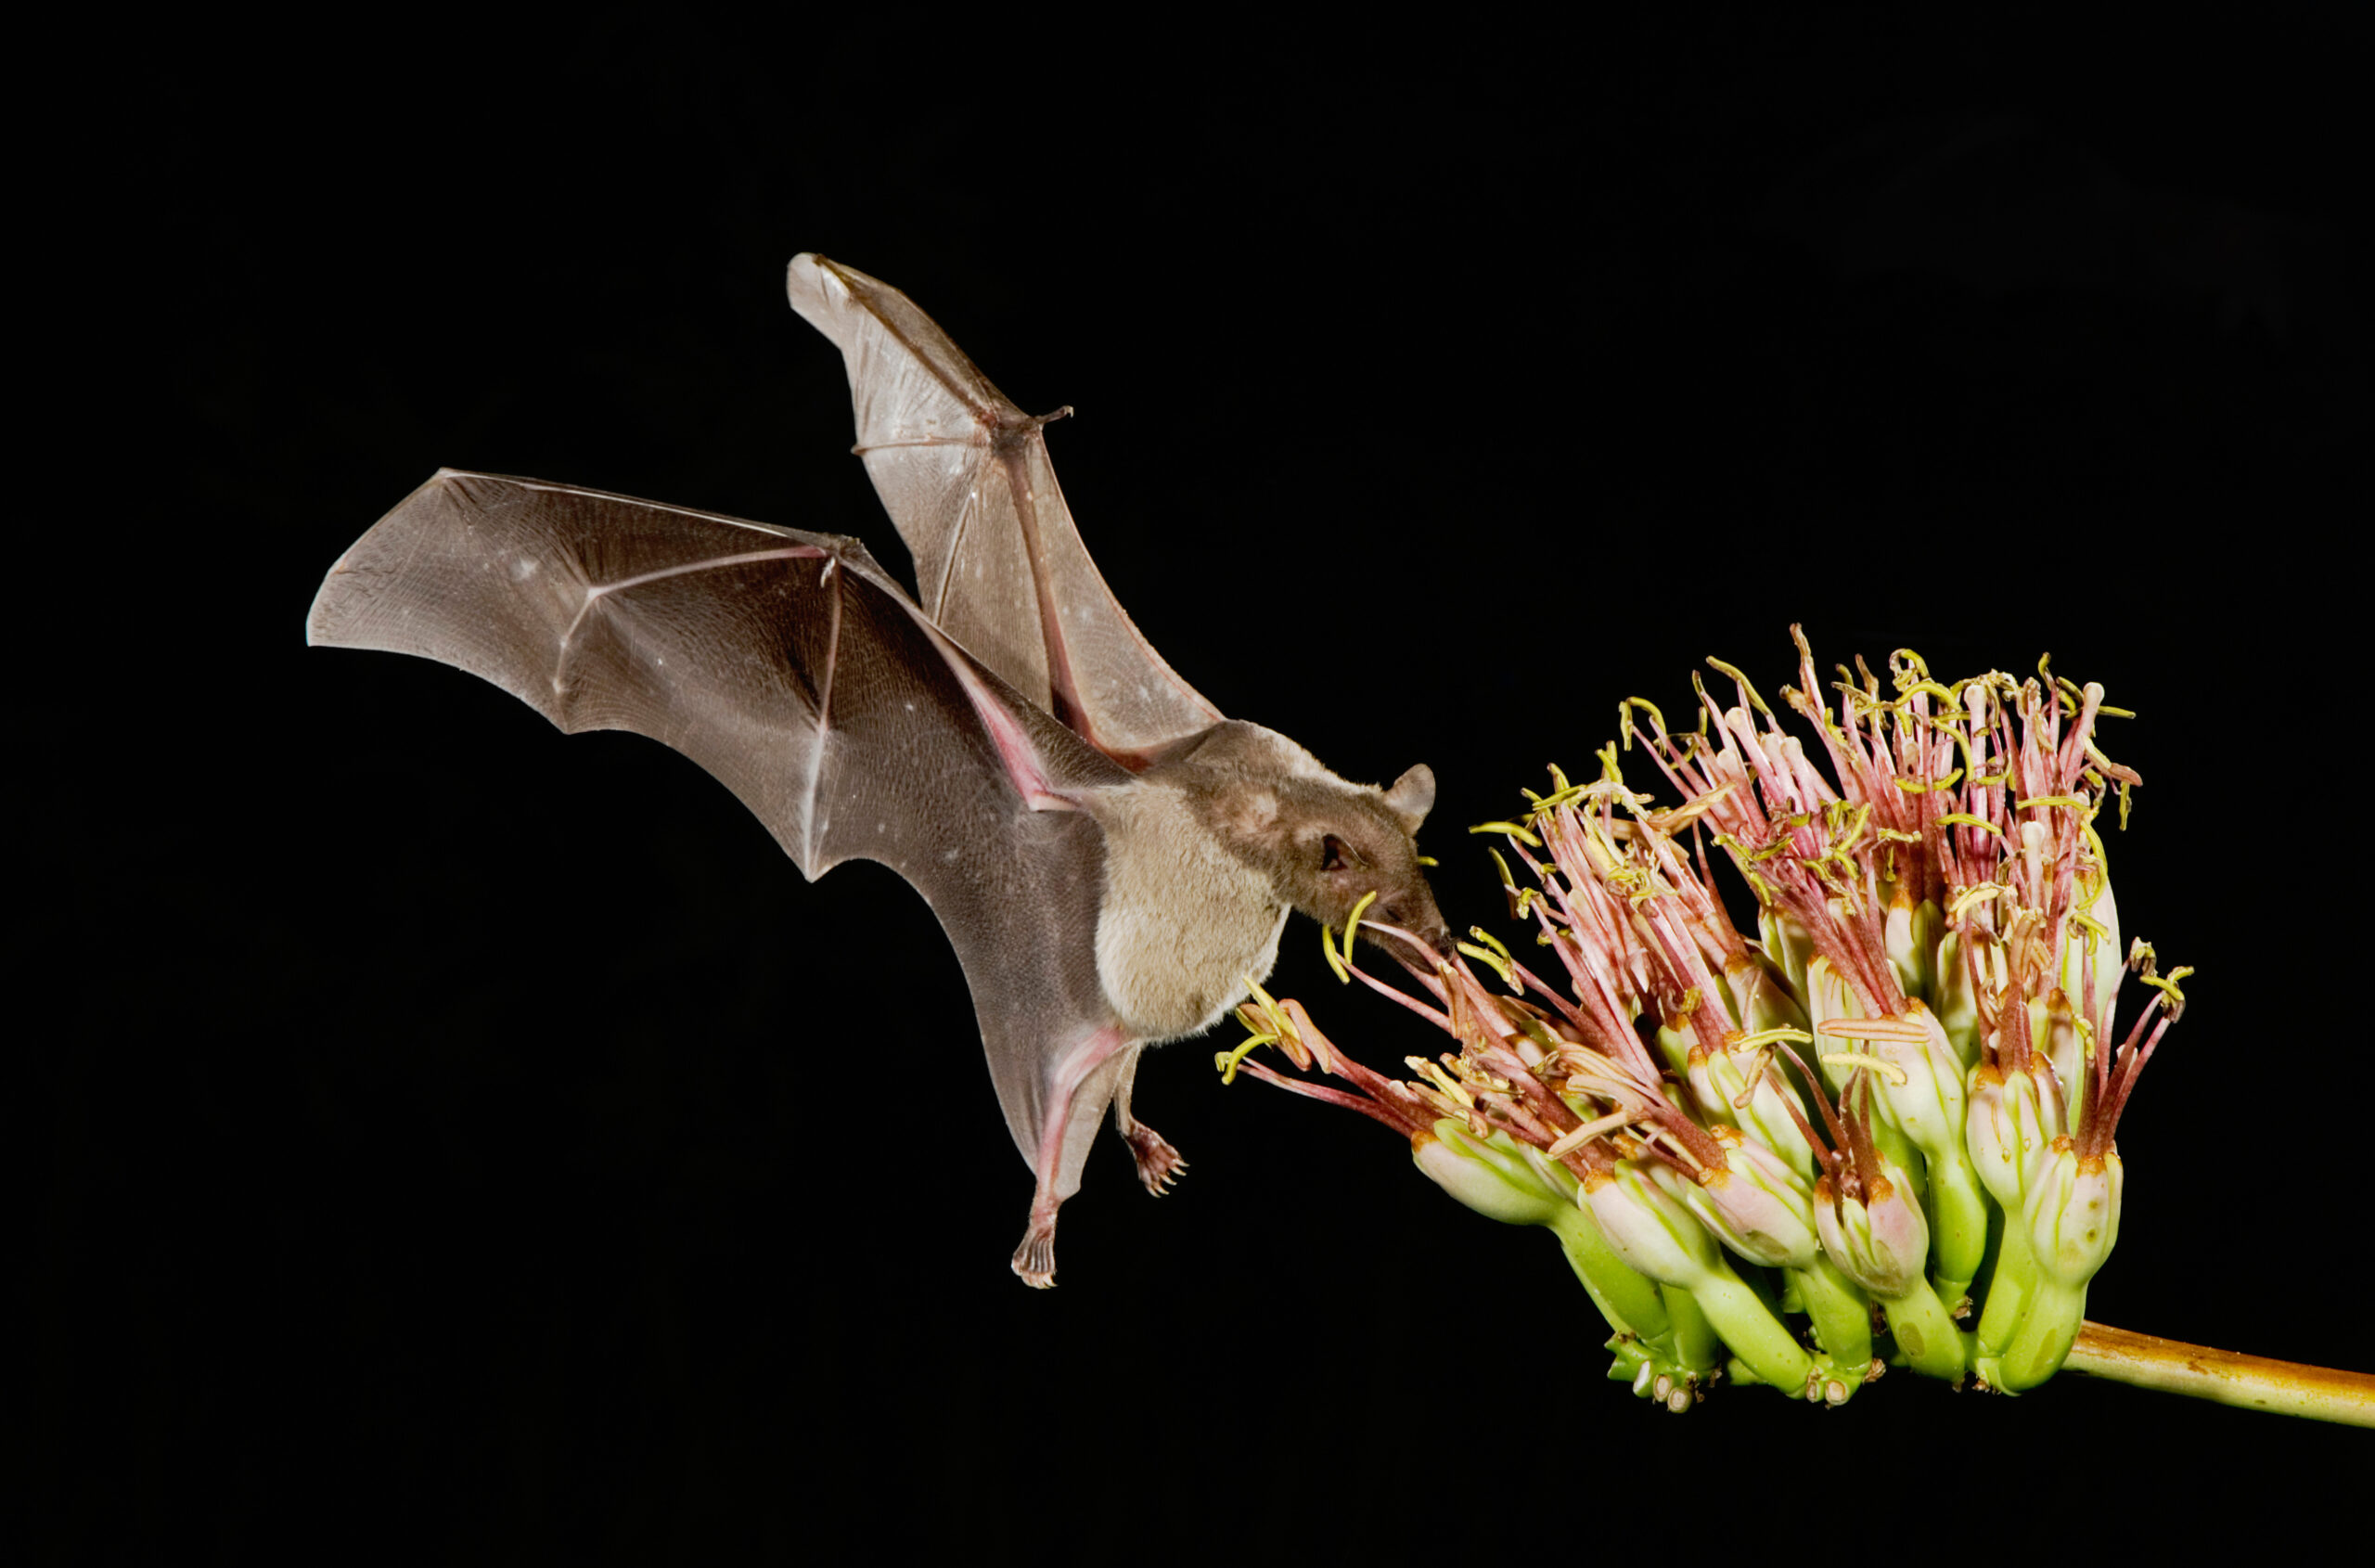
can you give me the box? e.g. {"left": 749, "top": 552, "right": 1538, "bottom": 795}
{"left": 308, "top": 254, "right": 1451, "bottom": 1285}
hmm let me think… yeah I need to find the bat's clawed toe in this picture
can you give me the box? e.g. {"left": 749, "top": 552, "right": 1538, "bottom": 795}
{"left": 1012, "top": 1188, "right": 1063, "bottom": 1288}
{"left": 1123, "top": 1124, "right": 1188, "bottom": 1197}
{"left": 1011, "top": 1221, "right": 1059, "bottom": 1288}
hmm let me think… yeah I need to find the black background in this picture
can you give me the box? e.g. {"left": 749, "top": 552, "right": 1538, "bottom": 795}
{"left": 38, "top": 8, "right": 2370, "bottom": 1561}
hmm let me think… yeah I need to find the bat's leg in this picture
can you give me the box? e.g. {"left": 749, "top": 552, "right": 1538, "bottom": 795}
{"left": 1011, "top": 1025, "right": 1136, "bottom": 1288}
{"left": 1110, "top": 1046, "right": 1188, "bottom": 1196}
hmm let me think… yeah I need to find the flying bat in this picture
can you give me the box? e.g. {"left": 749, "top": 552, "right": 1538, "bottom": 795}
{"left": 308, "top": 254, "right": 1451, "bottom": 1284}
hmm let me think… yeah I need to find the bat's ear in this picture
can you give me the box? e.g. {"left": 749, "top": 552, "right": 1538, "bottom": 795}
{"left": 1382, "top": 765, "right": 1436, "bottom": 835}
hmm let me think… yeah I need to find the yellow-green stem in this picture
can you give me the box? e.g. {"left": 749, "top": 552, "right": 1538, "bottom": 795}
{"left": 2063, "top": 1322, "right": 2375, "bottom": 1428}
{"left": 1880, "top": 1278, "right": 1968, "bottom": 1382}
{"left": 1792, "top": 1255, "right": 1873, "bottom": 1378}
{"left": 1662, "top": 1283, "right": 1724, "bottom": 1379}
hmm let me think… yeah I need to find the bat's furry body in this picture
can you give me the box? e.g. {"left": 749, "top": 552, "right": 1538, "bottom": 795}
{"left": 310, "top": 256, "right": 1447, "bottom": 1283}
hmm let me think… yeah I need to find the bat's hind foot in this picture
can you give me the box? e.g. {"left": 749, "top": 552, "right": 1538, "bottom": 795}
{"left": 1122, "top": 1123, "right": 1188, "bottom": 1196}
{"left": 1011, "top": 1196, "right": 1060, "bottom": 1289}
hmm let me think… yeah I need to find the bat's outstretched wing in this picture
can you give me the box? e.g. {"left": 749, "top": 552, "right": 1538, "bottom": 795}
{"left": 786, "top": 253, "right": 1224, "bottom": 769}
{"left": 307, "top": 469, "right": 1135, "bottom": 1192}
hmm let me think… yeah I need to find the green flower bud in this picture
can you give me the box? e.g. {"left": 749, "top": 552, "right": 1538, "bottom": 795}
{"left": 1804, "top": 956, "right": 1856, "bottom": 1098}
{"left": 1807, "top": 958, "right": 1925, "bottom": 1179}
{"left": 1820, "top": 1003, "right": 1990, "bottom": 1295}
{"left": 1932, "top": 928, "right": 2003, "bottom": 1071}
{"left": 1411, "top": 1123, "right": 1681, "bottom": 1379}
{"left": 2022, "top": 1137, "right": 2124, "bottom": 1291}
{"left": 1584, "top": 1163, "right": 1724, "bottom": 1287}
{"left": 1588, "top": 1163, "right": 1820, "bottom": 1395}
{"left": 1413, "top": 1122, "right": 1569, "bottom": 1227}
{"left": 1814, "top": 1163, "right": 1931, "bottom": 1300}
{"left": 1652, "top": 1126, "right": 1821, "bottom": 1271}
{"left": 2034, "top": 988, "right": 2088, "bottom": 1129}
{"left": 1687, "top": 1038, "right": 1819, "bottom": 1181}
{"left": 1863, "top": 1003, "right": 1966, "bottom": 1167}
{"left": 1719, "top": 951, "right": 1809, "bottom": 1038}
{"left": 1965, "top": 1060, "right": 2062, "bottom": 1210}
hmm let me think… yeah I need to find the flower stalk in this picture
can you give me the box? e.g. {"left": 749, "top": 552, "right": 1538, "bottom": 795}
{"left": 1220, "top": 633, "right": 2375, "bottom": 1422}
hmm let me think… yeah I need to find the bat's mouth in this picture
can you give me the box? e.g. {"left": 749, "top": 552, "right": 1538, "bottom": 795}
{"left": 1357, "top": 916, "right": 1456, "bottom": 961}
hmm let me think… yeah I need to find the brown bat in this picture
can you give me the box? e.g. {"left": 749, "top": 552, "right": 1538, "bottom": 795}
{"left": 308, "top": 254, "right": 1449, "bottom": 1284}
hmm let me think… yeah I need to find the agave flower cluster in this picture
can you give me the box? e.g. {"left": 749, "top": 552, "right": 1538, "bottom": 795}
{"left": 1222, "top": 632, "right": 2187, "bottom": 1409}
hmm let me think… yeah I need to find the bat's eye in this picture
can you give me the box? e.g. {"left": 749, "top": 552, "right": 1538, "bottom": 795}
{"left": 1321, "top": 834, "right": 1354, "bottom": 873}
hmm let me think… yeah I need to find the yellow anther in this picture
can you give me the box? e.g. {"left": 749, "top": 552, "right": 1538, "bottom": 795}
{"left": 1415, "top": 855, "right": 1438, "bottom": 868}
{"left": 1947, "top": 883, "right": 2004, "bottom": 917}
{"left": 1547, "top": 1110, "right": 1637, "bottom": 1158}
{"left": 1319, "top": 922, "right": 1350, "bottom": 983}
{"left": 1214, "top": 1032, "right": 1277, "bottom": 1084}
{"left": 2139, "top": 965, "right": 2193, "bottom": 1009}
{"left": 1934, "top": 813, "right": 2005, "bottom": 837}
{"left": 1408, "top": 1057, "right": 1476, "bottom": 1109}
{"left": 2015, "top": 795, "right": 2086, "bottom": 811}
{"left": 1618, "top": 697, "right": 1668, "bottom": 752}
{"left": 1732, "top": 1025, "right": 1816, "bottom": 1049}
{"left": 1818, "top": 1016, "right": 1929, "bottom": 1044}
{"left": 1466, "top": 926, "right": 1514, "bottom": 963}
{"left": 1705, "top": 656, "right": 1776, "bottom": 718}
{"left": 1407, "top": 1083, "right": 1463, "bottom": 1118}
{"left": 1894, "top": 768, "right": 1965, "bottom": 792}
{"left": 1647, "top": 786, "right": 1735, "bottom": 832}
{"left": 1342, "top": 889, "right": 1380, "bottom": 950}
{"left": 1457, "top": 941, "right": 1518, "bottom": 990}
{"left": 1470, "top": 820, "right": 1544, "bottom": 847}
{"left": 1820, "top": 1051, "right": 1911, "bottom": 1086}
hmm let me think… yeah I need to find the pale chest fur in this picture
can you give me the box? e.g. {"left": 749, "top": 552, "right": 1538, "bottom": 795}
{"left": 1088, "top": 783, "right": 1290, "bottom": 1040}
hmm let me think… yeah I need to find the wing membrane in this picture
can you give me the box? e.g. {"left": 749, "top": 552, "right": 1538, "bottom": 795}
{"left": 309, "top": 469, "right": 1129, "bottom": 1167}
{"left": 786, "top": 253, "right": 1224, "bottom": 766}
